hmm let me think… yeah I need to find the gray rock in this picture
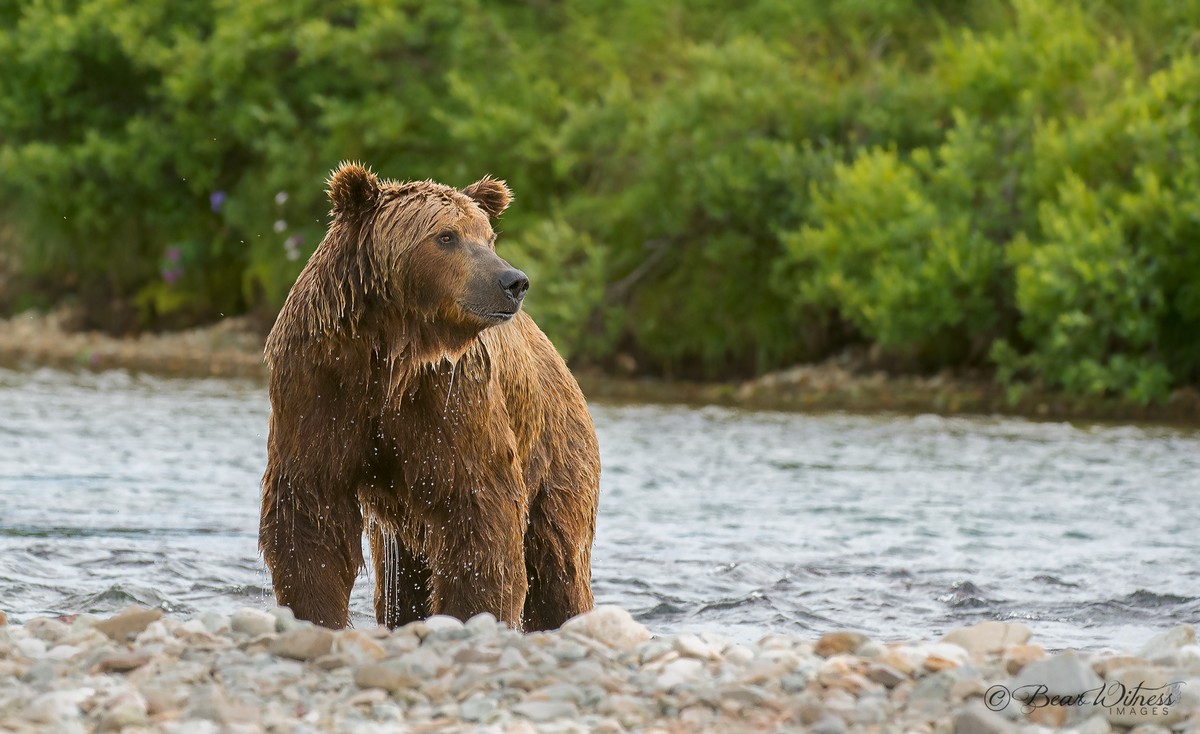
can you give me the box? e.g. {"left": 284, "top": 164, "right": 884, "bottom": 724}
{"left": 910, "top": 670, "right": 956, "bottom": 707}
{"left": 230, "top": 608, "right": 277, "bottom": 637}
{"left": 535, "top": 683, "right": 585, "bottom": 703}
{"left": 562, "top": 659, "right": 607, "bottom": 686}
{"left": 1011, "top": 651, "right": 1103, "bottom": 697}
{"left": 865, "top": 662, "right": 907, "bottom": 688}
{"left": 560, "top": 606, "right": 650, "bottom": 652}
{"left": 459, "top": 694, "right": 497, "bottom": 722}
{"left": 636, "top": 638, "right": 674, "bottom": 664}
{"left": 1137, "top": 625, "right": 1195, "bottom": 664}
{"left": 512, "top": 701, "right": 579, "bottom": 722}
{"left": 811, "top": 715, "right": 848, "bottom": 734}
{"left": 21, "top": 660, "right": 58, "bottom": 687}
{"left": 953, "top": 703, "right": 1017, "bottom": 734}
{"left": 499, "top": 647, "right": 529, "bottom": 669}
{"left": 199, "top": 612, "right": 230, "bottom": 634}
{"left": 269, "top": 627, "right": 334, "bottom": 661}
{"left": 781, "top": 672, "right": 809, "bottom": 692}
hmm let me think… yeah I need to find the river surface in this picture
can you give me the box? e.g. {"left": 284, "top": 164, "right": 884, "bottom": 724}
{"left": 1, "top": 367, "right": 1197, "bottom": 650}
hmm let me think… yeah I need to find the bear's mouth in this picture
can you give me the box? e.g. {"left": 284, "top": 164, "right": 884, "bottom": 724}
{"left": 465, "top": 306, "right": 519, "bottom": 323}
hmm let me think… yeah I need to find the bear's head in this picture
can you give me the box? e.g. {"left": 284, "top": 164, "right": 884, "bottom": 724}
{"left": 308, "top": 162, "right": 525, "bottom": 355}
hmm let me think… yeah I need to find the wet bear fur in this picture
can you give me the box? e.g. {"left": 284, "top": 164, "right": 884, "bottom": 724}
{"left": 260, "top": 163, "right": 600, "bottom": 631}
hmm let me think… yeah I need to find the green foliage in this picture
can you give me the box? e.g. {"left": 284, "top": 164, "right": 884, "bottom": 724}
{"left": 2, "top": 0, "right": 1200, "bottom": 398}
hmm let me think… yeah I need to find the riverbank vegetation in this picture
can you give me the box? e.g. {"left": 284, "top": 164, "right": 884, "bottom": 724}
{"left": 2, "top": 0, "right": 1199, "bottom": 403}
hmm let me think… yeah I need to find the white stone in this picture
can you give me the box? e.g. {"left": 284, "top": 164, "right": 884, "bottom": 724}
{"left": 423, "top": 615, "right": 465, "bottom": 632}
{"left": 25, "top": 688, "right": 93, "bottom": 724}
{"left": 177, "top": 619, "right": 209, "bottom": 637}
{"left": 655, "top": 657, "right": 705, "bottom": 690}
{"left": 465, "top": 612, "right": 499, "bottom": 634}
{"left": 942, "top": 621, "right": 1032, "bottom": 659}
{"left": 1073, "top": 715, "right": 1112, "bottom": 734}
{"left": 1101, "top": 665, "right": 1186, "bottom": 727}
{"left": 16, "top": 637, "right": 47, "bottom": 658}
{"left": 560, "top": 606, "right": 650, "bottom": 652}
{"left": 230, "top": 608, "right": 277, "bottom": 637}
{"left": 1176, "top": 645, "right": 1200, "bottom": 674}
{"left": 334, "top": 629, "right": 386, "bottom": 663}
{"left": 922, "top": 642, "right": 971, "bottom": 667}
{"left": 46, "top": 644, "right": 84, "bottom": 661}
{"left": 137, "top": 620, "right": 171, "bottom": 644}
{"left": 674, "top": 633, "right": 720, "bottom": 660}
{"left": 1138, "top": 625, "right": 1195, "bottom": 664}
{"left": 724, "top": 645, "right": 755, "bottom": 666}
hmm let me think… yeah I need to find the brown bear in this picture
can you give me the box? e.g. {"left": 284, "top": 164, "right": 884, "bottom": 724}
{"left": 260, "top": 162, "right": 600, "bottom": 632}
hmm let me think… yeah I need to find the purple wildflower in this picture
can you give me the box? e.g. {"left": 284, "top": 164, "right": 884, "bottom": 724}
{"left": 164, "top": 246, "right": 183, "bottom": 263}
{"left": 210, "top": 190, "right": 227, "bottom": 213}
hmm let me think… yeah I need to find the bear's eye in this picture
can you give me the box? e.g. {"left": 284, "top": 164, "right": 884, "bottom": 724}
{"left": 436, "top": 231, "right": 457, "bottom": 246}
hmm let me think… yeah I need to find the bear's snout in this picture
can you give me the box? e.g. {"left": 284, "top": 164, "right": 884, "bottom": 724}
{"left": 499, "top": 268, "right": 530, "bottom": 304}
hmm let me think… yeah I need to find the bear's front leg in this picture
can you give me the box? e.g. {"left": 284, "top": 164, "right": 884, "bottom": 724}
{"left": 260, "top": 476, "right": 364, "bottom": 628}
{"left": 424, "top": 492, "right": 528, "bottom": 628}
{"left": 259, "top": 362, "right": 370, "bottom": 629}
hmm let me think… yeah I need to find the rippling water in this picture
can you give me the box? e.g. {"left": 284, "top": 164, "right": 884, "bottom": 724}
{"left": 1, "top": 367, "right": 1197, "bottom": 650}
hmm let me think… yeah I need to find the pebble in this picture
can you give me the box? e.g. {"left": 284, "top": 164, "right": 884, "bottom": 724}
{"left": 512, "top": 701, "right": 579, "bottom": 721}
{"left": 560, "top": 605, "right": 650, "bottom": 652}
{"left": 1011, "top": 650, "right": 1103, "bottom": 697}
{"left": 93, "top": 605, "right": 163, "bottom": 642}
{"left": 655, "top": 657, "right": 705, "bottom": 691}
{"left": 953, "top": 702, "right": 1017, "bottom": 734}
{"left": 1002, "top": 643, "right": 1045, "bottom": 674}
{"left": 269, "top": 627, "right": 334, "bottom": 661}
{"left": 815, "top": 631, "right": 867, "bottom": 658}
{"left": 230, "top": 608, "right": 277, "bottom": 637}
{"left": 942, "top": 621, "right": 1032, "bottom": 660}
{"left": 1138, "top": 624, "right": 1195, "bottom": 664}
{"left": 1, "top": 606, "right": 1197, "bottom": 733}
{"left": 333, "top": 629, "right": 387, "bottom": 663}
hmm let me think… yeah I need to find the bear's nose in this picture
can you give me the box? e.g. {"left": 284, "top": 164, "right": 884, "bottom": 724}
{"left": 499, "top": 268, "right": 530, "bottom": 302}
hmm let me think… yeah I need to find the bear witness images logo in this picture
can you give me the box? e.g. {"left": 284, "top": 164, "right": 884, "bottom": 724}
{"left": 984, "top": 680, "right": 1185, "bottom": 718}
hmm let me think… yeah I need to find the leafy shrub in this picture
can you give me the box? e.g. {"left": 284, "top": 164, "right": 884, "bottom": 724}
{"left": 2, "top": 0, "right": 1200, "bottom": 400}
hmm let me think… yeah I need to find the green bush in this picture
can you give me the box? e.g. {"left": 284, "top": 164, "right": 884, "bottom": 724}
{"left": 3, "top": 0, "right": 1200, "bottom": 400}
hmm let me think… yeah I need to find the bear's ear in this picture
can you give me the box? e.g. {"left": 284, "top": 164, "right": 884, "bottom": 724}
{"left": 461, "top": 175, "right": 513, "bottom": 218}
{"left": 327, "top": 161, "right": 381, "bottom": 215}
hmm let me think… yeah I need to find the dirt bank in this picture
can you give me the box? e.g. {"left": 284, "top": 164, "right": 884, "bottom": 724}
{"left": 1, "top": 310, "right": 1197, "bottom": 425}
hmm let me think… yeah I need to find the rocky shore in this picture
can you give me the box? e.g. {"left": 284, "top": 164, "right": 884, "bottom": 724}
{"left": 3, "top": 309, "right": 1200, "bottom": 424}
{"left": 0, "top": 604, "right": 1196, "bottom": 733}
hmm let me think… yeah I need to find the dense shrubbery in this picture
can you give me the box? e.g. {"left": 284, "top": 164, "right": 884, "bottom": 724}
{"left": 2, "top": 0, "right": 1200, "bottom": 399}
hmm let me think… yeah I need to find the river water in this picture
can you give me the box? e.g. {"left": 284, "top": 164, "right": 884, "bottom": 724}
{"left": 1, "top": 367, "right": 1197, "bottom": 650}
